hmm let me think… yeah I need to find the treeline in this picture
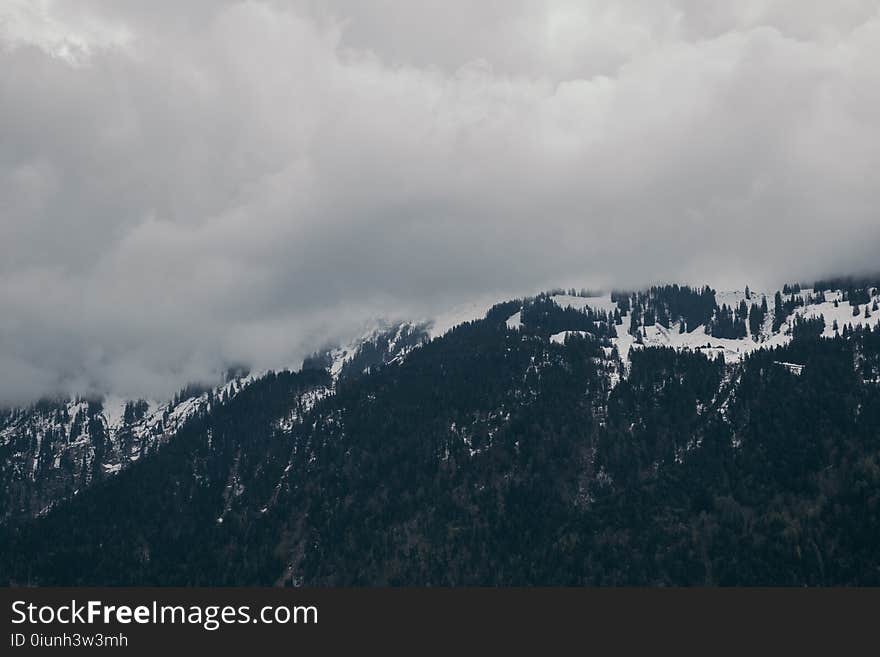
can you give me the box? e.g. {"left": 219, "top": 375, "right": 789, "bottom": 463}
{"left": 3, "top": 295, "right": 880, "bottom": 585}
{"left": 613, "top": 285, "right": 717, "bottom": 334}
{"left": 519, "top": 295, "right": 616, "bottom": 341}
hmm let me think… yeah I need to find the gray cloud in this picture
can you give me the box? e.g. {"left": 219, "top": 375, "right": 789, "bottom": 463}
{"left": 2, "top": 0, "right": 880, "bottom": 404}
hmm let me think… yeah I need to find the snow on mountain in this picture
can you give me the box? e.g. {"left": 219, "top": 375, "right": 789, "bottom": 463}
{"left": 428, "top": 296, "right": 502, "bottom": 338}
{"left": 550, "top": 330, "right": 590, "bottom": 344}
{"left": 0, "top": 370, "right": 259, "bottom": 522}
{"left": 551, "top": 286, "right": 880, "bottom": 368}
{"left": 551, "top": 294, "right": 619, "bottom": 316}
{"left": 316, "top": 320, "right": 429, "bottom": 379}
{"left": 3, "top": 282, "right": 878, "bottom": 523}
{"left": 796, "top": 289, "right": 879, "bottom": 337}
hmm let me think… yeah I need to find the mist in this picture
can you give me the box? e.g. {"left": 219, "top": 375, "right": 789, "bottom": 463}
{"left": 2, "top": 0, "right": 880, "bottom": 404}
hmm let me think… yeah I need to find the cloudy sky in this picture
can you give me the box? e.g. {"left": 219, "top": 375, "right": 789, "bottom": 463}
{"left": 2, "top": 1, "right": 879, "bottom": 404}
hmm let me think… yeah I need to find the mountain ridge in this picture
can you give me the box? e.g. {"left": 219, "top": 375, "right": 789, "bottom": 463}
{"left": 4, "top": 281, "right": 878, "bottom": 525}
{"left": 2, "top": 277, "right": 880, "bottom": 585}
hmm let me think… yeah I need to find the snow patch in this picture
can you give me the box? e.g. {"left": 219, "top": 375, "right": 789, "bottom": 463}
{"left": 428, "top": 297, "right": 499, "bottom": 338}
{"left": 550, "top": 330, "right": 589, "bottom": 344}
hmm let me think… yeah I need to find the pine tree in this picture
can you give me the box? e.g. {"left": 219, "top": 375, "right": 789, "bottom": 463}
{"left": 629, "top": 312, "right": 640, "bottom": 337}
{"left": 748, "top": 303, "right": 765, "bottom": 340}
{"left": 774, "top": 291, "right": 784, "bottom": 329}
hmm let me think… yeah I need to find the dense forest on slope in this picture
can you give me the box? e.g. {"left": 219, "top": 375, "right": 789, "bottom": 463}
{"left": 2, "top": 292, "right": 880, "bottom": 585}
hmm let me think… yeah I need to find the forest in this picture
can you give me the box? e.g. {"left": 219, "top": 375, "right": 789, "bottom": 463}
{"left": 2, "top": 287, "right": 880, "bottom": 585}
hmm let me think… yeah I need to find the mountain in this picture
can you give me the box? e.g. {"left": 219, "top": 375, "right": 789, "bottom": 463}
{"left": 2, "top": 279, "right": 880, "bottom": 585}
{"left": 0, "top": 322, "right": 428, "bottom": 524}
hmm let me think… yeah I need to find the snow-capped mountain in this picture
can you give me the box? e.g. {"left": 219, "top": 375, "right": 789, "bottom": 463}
{"left": 0, "top": 373, "right": 250, "bottom": 522}
{"left": 0, "top": 320, "right": 428, "bottom": 523}
{"left": 3, "top": 277, "right": 880, "bottom": 585}
{"left": 2, "top": 280, "right": 878, "bottom": 527}
{"left": 549, "top": 286, "right": 879, "bottom": 366}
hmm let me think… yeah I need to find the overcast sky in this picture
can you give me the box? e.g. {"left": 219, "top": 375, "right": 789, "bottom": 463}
{"left": 2, "top": 1, "right": 880, "bottom": 404}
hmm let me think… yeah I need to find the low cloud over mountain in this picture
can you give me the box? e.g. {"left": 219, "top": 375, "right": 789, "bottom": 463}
{"left": 2, "top": 0, "right": 880, "bottom": 403}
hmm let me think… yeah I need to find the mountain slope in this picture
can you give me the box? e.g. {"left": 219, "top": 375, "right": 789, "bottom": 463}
{"left": 0, "top": 321, "right": 427, "bottom": 524}
{"left": 2, "top": 280, "right": 880, "bottom": 585}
